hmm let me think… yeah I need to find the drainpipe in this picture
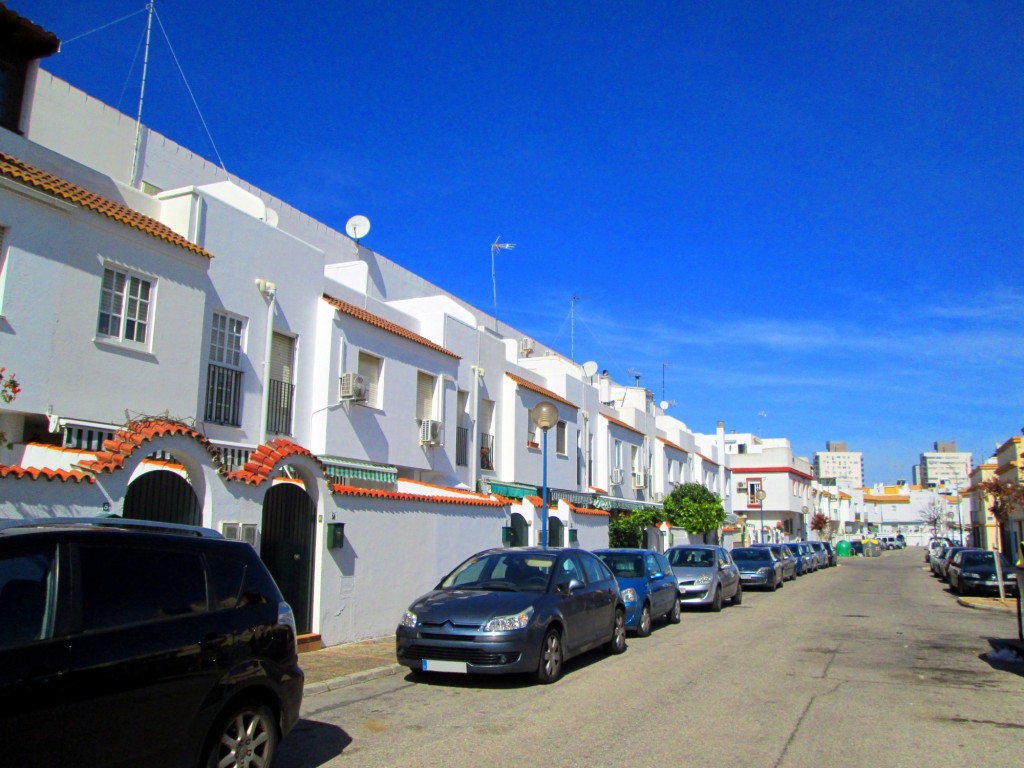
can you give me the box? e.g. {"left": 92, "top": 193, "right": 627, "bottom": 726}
{"left": 256, "top": 279, "right": 277, "bottom": 445}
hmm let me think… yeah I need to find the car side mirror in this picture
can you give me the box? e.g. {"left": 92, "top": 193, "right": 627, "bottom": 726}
{"left": 567, "top": 578, "right": 585, "bottom": 593}
{"left": 649, "top": 571, "right": 664, "bottom": 581}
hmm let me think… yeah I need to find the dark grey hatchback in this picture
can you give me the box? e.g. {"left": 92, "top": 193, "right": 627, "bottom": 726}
{"left": 0, "top": 518, "right": 303, "bottom": 768}
{"left": 396, "top": 547, "right": 627, "bottom": 684}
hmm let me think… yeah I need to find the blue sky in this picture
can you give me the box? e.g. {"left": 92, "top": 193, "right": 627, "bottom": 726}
{"left": 22, "top": 1, "right": 1024, "bottom": 483}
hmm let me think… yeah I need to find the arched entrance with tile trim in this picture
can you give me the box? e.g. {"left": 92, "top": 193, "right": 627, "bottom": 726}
{"left": 261, "top": 481, "right": 316, "bottom": 635}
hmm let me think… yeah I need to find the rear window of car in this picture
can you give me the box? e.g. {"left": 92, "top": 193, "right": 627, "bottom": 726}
{"left": 79, "top": 545, "right": 208, "bottom": 632}
{"left": 580, "top": 552, "right": 611, "bottom": 584}
{"left": 731, "top": 549, "right": 766, "bottom": 562}
{"left": 597, "top": 552, "right": 644, "bottom": 578}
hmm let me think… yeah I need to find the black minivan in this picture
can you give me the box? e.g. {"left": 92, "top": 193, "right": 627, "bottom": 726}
{"left": 0, "top": 518, "right": 303, "bottom": 768}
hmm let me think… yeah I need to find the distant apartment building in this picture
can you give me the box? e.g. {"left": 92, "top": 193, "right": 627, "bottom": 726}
{"left": 917, "top": 442, "right": 972, "bottom": 489}
{"left": 813, "top": 441, "right": 864, "bottom": 489}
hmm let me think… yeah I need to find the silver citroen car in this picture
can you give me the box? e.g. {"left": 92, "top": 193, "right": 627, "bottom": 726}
{"left": 665, "top": 544, "right": 742, "bottom": 612}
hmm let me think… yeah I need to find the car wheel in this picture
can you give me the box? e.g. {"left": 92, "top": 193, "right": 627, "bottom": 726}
{"left": 667, "top": 598, "right": 681, "bottom": 624}
{"left": 768, "top": 575, "right": 777, "bottom": 592}
{"left": 605, "top": 608, "right": 627, "bottom": 654}
{"left": 203, "top": 702, "right": 278, "bottom": 768}
{"left": 534, "top": 628, "right": 563, "bottom": 684}
{"left": 732, "top": 584, "right": 743, "bottom": 605}
{"left": 777, "top": 573, "right": 784, "bottom": 588}
{"left": 636, "top": 603, "right": 652, "bottom": 637}
{"left": 710, "top": 588, "right": 723, "bottom": 612}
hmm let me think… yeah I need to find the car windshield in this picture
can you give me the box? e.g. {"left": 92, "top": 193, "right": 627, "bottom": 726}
{"left": 596, "top": 552, "right": 645, "bottom": 579}
{"left": 730, "top": 549, "right": 768, "bottom": 562}
{"left": 962, "top": 551, "right": 1009, "bottom": 569}
{"left": 440, "top": 552, "right": 556, "bottom": 592}
{"left": 667, "top": 548, "right": 715, "bottom": 567}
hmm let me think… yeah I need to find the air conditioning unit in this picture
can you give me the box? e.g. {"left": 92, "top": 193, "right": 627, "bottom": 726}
{"left": 736, "top": 483, "right": 747, "bottom": 493}
{"left": 653, "top": 491, "right": 665, "bottom": 503}
{"left": 611, "top": 468, "right": 624, "bottom": 485}
{"left": 520, "top": 337, "right": 534, "bottom": 355}
{"left": 419, "top": 418, "right": 442, "bottom": 445}
{"left": 339, "top": 372, "right": 368, "bottom": 401}
{"left": 632, "top": 472, "right": 647, "bottom": 489}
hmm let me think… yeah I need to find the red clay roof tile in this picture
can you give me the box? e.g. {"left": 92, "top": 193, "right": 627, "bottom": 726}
{"left": 322, "top": 294, "right": 460, "bottom": 359}
{"left": 505, "top": 373, "right": 577, "bottom": 409}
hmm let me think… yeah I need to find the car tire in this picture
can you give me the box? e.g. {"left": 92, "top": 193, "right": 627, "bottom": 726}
{"left": 667, "top": 598, "right": 681, "bottom": 624}
{"left": 777, "top": 573, "right": 784, "bottom": 588}
{"left": 605, "top": 608, "right": 627, "bottom": 655}
{"left": 768, "top": 576, "right": 777, "bottom": 592}
{"left": 732, "top": 584, "right": 743, "bottom": 605}
{"left": 203, "top": 702, "right": 278, "bottom": 768}
{"left": 534, "top": 628, "right": 563, "bottom": 684}
{"left": 710, "top": 588, "right": 723, "bottom": 612}
{"left": 636, "top": 603, "right": 652, "bottom": 637}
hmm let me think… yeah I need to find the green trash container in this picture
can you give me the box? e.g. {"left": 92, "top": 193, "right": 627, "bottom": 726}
{"left": 835, "top": 540, "right": 853, "bottom": 558}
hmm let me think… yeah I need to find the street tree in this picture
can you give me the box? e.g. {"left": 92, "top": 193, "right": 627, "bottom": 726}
{"left": 810, "top": 512, "right": 831, "bottom": 541}
{"left": 664, "top": 482, "right": 726, "bottom": 544}
{"left": 978, "top": 477, "right": 1024, "bottom": 554}
{"left": 608, "top": 506, "right": 663, "bottom": 548}
{"left": 918, "top": 497, "right": 946, "bottom": 539}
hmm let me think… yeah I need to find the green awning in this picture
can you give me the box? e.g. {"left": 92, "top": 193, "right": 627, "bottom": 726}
{"left": 487, "top": 480, "right": 537, "bottom": 499}
{"left": 321, "top": 456, "right": 398, "bottom": 484}
{"left": 548, "top": 488, "right": 593, "bottom": 506}
{"left": 592, "top": 496, "right": 664, "bottom": 512}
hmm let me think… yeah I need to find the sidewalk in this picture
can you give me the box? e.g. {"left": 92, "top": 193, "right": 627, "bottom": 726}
{"left": 299, "top": 636, "right": 403, "bottom": 696}
{"left": 958, "top": 595, "right": 1020, "bottom": 614}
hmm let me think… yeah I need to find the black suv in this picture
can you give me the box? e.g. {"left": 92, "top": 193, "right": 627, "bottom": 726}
{"left": 0, "top": 518, "right": 303, "bottom": 768}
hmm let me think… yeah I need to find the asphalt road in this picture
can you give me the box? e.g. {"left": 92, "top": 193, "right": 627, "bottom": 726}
{"left": 277, "top": 549, "right": 1023, "bottom": 768}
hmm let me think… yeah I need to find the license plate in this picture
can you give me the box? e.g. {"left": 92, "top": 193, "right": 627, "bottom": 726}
{"left": 422, "top": 659, "right": 467, "bottom": 674}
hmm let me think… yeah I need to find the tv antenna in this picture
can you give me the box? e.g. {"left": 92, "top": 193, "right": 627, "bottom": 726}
{"left": 659, "top": 399, "right": 677, "bottom": 411}
{"left": 491, "top": 237, "right": 515, "bottom": 325}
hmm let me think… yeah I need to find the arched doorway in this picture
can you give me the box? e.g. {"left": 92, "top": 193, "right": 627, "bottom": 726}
{"left": 548, "top": 517, "right": 564, "bottom": 548}
{"left": 261, "top": 483, "right": 316, "bottom": 635}
{"left": 510, "top": 512, "right": 528, "bottom": 547}
{"left": 123, "top": 469, "right": 201, "bottom": 526}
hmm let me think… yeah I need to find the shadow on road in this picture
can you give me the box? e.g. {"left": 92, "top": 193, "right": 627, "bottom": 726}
{"left": 978, "top": 637, "right": 1024, "bottom": 679}
{"left": 276, "top": 718, "right": 352, "bottom": 766}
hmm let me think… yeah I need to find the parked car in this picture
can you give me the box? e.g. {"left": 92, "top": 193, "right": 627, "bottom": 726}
{"left": 594, "top": 548, "right": 680, "bottom": 636}
{"left": 730, "top": 547, "right": 784, "bottom": 591}
{"left": 0, "top": 517, "right": 304, "bottom": 768}
{"left": 948, "top": 550, "right": 1019, "bottom": 597}
{"left": 934, "top": 547, "right": 971, "bottom": 582}
{"left": 926, "top": 538, "right": 952, "bottom": 562}
{"left": 821, "top": 541, "right": 838, "bottom": 567}
{"left": 396, "top": 547, "right": 626, "bottom": 684}
{"left": 789, "top": 542, "right": 815, "bottom": 574}
{"left": 666, "top": 544, "right": 742, "bottom": 611}
{"left": 808, "top": 541, "right": 830, "bottom": 567}
{"left": 753, "top": 544, "right": 797, "bottom": 582}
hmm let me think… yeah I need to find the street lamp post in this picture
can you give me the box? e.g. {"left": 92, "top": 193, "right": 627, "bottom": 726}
{"left": 802, "top": 506, "right": 809, "bottom": 541}
{"left": 756, "top": 489, "right": 767, "bottom": 543}
{"left": 531, "top": 401, "right": 559, "bottom": 549}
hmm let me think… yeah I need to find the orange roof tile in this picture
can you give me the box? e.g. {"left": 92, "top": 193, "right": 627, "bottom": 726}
{"left": 226, "top": 438, "right": 326, "bottom": 486}
{"left": 657, "top": 437, "right": 689, "bottom": 453}
{"left": 322, "top": 294, "right": 460, "bottom": 359}
{"left": 601, "top": 413, "right": 644, "bottom": 436}
{"left": 75, "top": 419, "right": 219, "bottom": 475}
{"left": 569, "top": 503, "right": 610, "bottom": 517}
{"left": 505, "top": 373, "right": 577, "bottom": 409}
{"left": 0, "top": 153, "right": 213, "bottom": 259}
{"left": 0, "top": 465, "right": 95, "bottom": 483}
{"left": 332, "top": 484, "right": 506, "bottom": 507}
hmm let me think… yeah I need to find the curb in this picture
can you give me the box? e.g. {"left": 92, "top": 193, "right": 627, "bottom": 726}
{"left": 304, "top": 663, "right": 404, "bottom": 696}
{"left": 957, "top": 597, "right": 1016, "bottom": 614}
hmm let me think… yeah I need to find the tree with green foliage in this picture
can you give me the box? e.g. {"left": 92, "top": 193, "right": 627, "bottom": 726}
{"left": 608, "top": 506, "right": 664, "bottom": 548}
{"left": 664, "top": 482, "right": 726, "bottom": 543}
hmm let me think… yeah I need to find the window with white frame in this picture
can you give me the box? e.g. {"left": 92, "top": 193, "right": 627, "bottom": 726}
{"left": 358, "top": 351, "right": 382, "bottom": 408}
{"left": 613, "top": 440, "right": 623, "bottom": 470}
{"left": 556, "top": 421, "right": 567, "bottom": 455}
{"left": 204, "top": 312, "right": 245, "bottom": 426}
{"left": 416, "top": 371, "right": 436, "bottom": 421}
{"left": 747, "top": 479, "right": 762, "bottom": 507}
{"left": 97, "top": 266, "right": 152, "bottom": 344}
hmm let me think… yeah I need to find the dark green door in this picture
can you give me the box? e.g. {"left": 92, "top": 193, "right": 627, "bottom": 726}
{"left": 122, "top": 470, "right": 201, "bottom": 526}
{"left": 510, "top": 513, "right": 528, "bottom": 547}
{"left": 260, "top": 484, "right": 315, "bottom": 635}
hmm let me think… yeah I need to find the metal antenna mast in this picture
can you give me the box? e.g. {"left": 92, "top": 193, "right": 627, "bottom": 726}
{"left": 571, "top": 295, "right": 584, "bottom": 359}
{"left": 491, "top": 237, "right": 515, "bottom": 326}
{"left": 130, "top": 1, "right": 155, "bottom": 188}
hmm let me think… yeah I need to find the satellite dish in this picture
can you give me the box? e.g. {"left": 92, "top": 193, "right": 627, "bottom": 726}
{"left": 345, "top": 215, "right": 371, "bottom": 242}
{"left": 582, "top": 361, "right": 598, "bottom": 378}
{"left": 660, "top": 400, "right": 670, "bottom": 410}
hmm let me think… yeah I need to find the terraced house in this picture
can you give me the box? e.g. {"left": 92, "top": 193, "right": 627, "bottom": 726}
{"left": 0, "top": 5, "right": 737, "bottom": 647}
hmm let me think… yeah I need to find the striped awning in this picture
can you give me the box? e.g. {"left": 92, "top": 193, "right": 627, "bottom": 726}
{"left": 320, "top": 457, "right": 398, "bottom": 484}
{"left": 487, "top": 480, "right": 537, "bottom": 500}
{"left": 548, "top": 488, "right": 593, "bottom": 506}
{"left": 592, "top": 496, "right": 664, "bottom": 512}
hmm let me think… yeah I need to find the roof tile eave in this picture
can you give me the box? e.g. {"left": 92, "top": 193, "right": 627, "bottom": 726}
{"left": 322, "top": 294, "right": 460, "bottom": 359}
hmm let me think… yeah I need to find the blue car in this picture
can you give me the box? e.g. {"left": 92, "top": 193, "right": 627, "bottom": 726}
{"left": 594, "top": 549, "right": 680, "bottom": 637}
{"left": 789, "top": 542, "right": 813, "bottom": 575}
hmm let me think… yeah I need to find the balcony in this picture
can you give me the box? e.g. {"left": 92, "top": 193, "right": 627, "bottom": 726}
{"left": 267, "top": 378, "right": 294, "bottom": 435}
{"left": 205, "top": 364, "right": 243, "bottom": 426}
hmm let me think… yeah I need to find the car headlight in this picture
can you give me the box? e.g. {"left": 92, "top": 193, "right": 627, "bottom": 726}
{"left": 482, "top": 606, "right": 534, "bottom": 632}
{"left": 621, "top": 587, "right": 637, "bottom": 603}
{"left": 695, "top": 573, "right": 712, "bottom": 585}
{"left": 399, "top": 610, "right": 418, "bottom": 628}
{"left": 758, "top": 567, "right": 773, "bottom": 576}
{"left": 962, "top": 573, "right": 981, "bottom": 579}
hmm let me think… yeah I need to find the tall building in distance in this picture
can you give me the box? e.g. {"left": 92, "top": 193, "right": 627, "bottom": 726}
{"left": 813, "top": 441, "right": 864, "bottom": 489}
{"left": 917, "top": 442, "right": 972, "bottom": 489}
